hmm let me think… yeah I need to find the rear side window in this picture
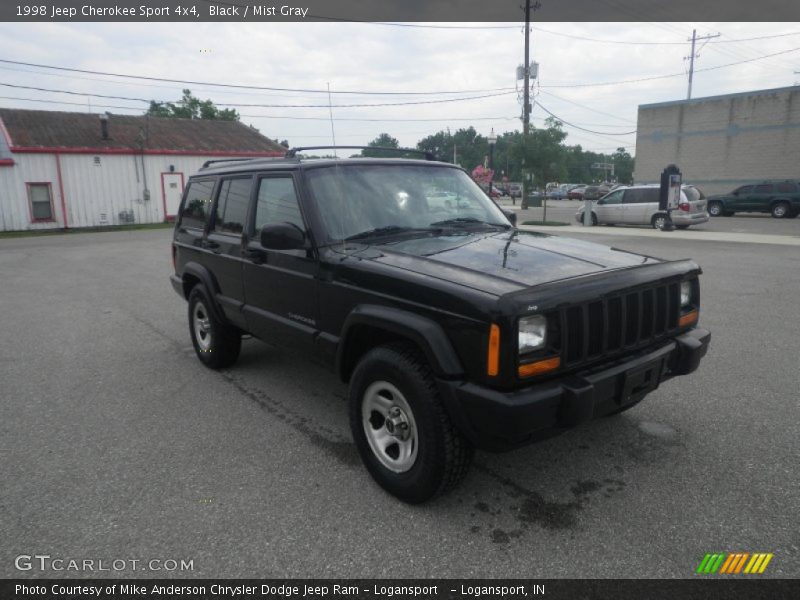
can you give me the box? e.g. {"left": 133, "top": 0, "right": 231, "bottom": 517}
{"left": 754, "top": 184, "right": 773, "bottom": 193}
{"left": 776, "top": 182, "right": 796, "bottom": 193}
{"left": 214, "top": 178, "right": 251, "bottom": 235}
{"left": 253, "top": 176, "right": 304, "bottom": 233}
{"left": 623, "top": 188, "right": 659, "bottom": 204}
{"left": 180, "top": 180, "right": 215, "bottom": 230}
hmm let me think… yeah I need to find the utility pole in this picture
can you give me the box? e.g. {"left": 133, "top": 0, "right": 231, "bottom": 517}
{"left": 520, "top": 0, "right": 539, "bottom": 209}
{"left": 686, "top": 29, "right": 720, "bottom": 99}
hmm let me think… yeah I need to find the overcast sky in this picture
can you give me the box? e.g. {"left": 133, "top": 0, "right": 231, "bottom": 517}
{"left": 0, "top": 21, "right": 798, "bottom": 157}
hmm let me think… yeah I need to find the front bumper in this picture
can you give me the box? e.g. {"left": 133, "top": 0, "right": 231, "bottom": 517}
{"left": 438, "top": 328, "right": 710, "bottom": 451}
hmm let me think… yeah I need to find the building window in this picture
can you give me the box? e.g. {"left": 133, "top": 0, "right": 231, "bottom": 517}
{"left": 27, "top": 183, "right": 55, "bottom": 222}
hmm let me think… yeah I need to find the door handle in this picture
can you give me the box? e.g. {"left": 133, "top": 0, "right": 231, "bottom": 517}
{"left": 245, "top": 248, "right": 266, "bottom": 264}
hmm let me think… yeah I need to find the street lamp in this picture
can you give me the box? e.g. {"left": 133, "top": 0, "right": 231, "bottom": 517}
{"left": 488, "top": 128, "right": 497, "bottom": 197}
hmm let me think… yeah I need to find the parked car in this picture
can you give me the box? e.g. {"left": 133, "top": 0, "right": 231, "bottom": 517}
{"left": 583, "top": 184, "right": 612, "bottom": 201}
{"left": 568, "top": 185, "right": 587, "bottom": 200}
{"left": 575, "top": 184, "right": 709, "bottom": 229}
{"left": 706, "top": 180, "right": 800, "bottom": 218}
{"left": 508, "top": 183, "right": 522, "bottom": 198}
{"left": 170, "top": 150, "right": 710, "bottom": 503}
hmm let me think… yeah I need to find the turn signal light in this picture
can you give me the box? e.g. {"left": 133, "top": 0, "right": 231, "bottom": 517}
{"left": 487, "top": 324, "right": 500, "bottom": 376}
{"left": 679, "top": 309, "right": 698, "bottom": 327}
{"left": 518, "top": 356, "right": 561, "bottom": 378}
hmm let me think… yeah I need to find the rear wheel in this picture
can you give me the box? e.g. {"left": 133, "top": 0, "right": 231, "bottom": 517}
{"left": 188, "top": 285, "right": 241, "bottom": 369}
{"left": 771, "top": 202, "right": 791, "bottom": 218}
{"left": 708, "top": 201, "right": 724, "bottom": 217}
{"left": 652, "top": 214, "right": 667, "bottom": 230}
{"left": 349, "top": 343, "right": 473, "bottom": 503}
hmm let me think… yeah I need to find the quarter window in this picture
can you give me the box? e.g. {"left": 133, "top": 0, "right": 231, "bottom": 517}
{"left": 27, "top": 183, "right": 54, "bottom": 221}
{"left": 214, "top": 178, "right": 251, "bottom": 235}
{"left": 180, "top": 180, "right": 215, "bottom": 230}
{"left": 254, "top": 177, "right": 304, "bottom": 233}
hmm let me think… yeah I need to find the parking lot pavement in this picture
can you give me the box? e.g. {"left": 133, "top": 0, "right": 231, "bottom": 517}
{"left": 1, "top": 229, "right": 798, "bottom": 578}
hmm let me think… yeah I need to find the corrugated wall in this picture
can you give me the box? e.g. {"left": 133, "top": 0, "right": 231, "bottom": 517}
{"left": 0, "top": 153, "right": 239, "bottom": 231}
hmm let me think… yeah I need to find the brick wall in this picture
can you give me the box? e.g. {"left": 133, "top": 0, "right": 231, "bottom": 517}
{"left": 634, "top": 86, "right": 800, "bottom": 196}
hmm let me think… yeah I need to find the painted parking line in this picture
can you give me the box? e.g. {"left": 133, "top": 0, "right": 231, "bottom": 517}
{"left": 517, "top": 224, "right": 800, "bottom": 246}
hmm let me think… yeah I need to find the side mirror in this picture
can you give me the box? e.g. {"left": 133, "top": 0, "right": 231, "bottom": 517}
{"left": 502, "top": 209, "right": 517, "bottom": 226}
{"left": 260, "top": 222, "right": 305, "bottom": 250}
{"left": 596, "top": 199, "right": 604, "bottom": 205}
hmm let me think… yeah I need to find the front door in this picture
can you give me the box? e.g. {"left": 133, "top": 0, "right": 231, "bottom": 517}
{"left": 162, "top": 172, "right": 185, "bottom": 220}
{"left": 242, "top": 173, "right": 318, "bottom": 349}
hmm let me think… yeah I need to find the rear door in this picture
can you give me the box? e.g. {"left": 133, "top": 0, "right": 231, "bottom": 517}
{"left": 749, "top": 183, "right": 774, "bottom": 212}
{"left": 242, "top": 172, "right": 319, "bottom": 349}
{"left": 621, "top": 188, "right": 649, "bottom": 224}
{"left": 203, "top": 175, "right": 253, "bottom": 329}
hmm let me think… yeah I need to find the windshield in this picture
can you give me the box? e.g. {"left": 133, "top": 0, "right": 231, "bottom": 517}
{"left": 304, "top": 164, "right": 510, "bottom": 242}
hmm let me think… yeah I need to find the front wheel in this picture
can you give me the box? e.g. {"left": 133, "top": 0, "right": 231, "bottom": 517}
{"left": 708, "top": 201, "right": 723, "bottom": 217}
{"left": 349, "top": 343, "right": 473, "bottom": 503}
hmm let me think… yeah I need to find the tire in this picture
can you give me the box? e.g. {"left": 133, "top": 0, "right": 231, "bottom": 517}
{"left": 707, "top": 201, "right": 723, "bottom": 217}
{"left": 652, "top": 214, "right": 667, "bottom": 230}
{"left": 771, "top": 201, "right": 791, "bottom": 219}
{"left": 187, "top": 285, "right": 241, "bottom": 369}
{"left": 349, "top": 343, "right": 473, "bottom": 503}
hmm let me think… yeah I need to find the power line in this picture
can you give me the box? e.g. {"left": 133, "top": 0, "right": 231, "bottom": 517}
{"left": 0, "top": 58, "right": 516, "bottom": 96}
{"left": 535, "top": 102, "right": 637, "bottom": 135}
{"left": 0, "top": 82, "right": 517, "bottom": 108}
{"left": 540, "top": 45, "right": 800, "bottom": 88}
{"left": 537, "top": 90, "right": 636, "bottom": 124}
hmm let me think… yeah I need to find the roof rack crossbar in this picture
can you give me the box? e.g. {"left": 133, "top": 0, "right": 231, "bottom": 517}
{"left": 285, "top": 146, "right": 437, "bottom": 161}
{"left": 201, "top": 157, "right": 257, "bottom": 169}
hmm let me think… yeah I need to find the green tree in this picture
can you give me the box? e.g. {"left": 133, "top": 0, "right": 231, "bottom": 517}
{"left": 611, "top": 147, "right": 634, "bottom": 184}
{"left": 361, "top": 133, "right": 400, "bottom": 157}
{"left": 147, "top": 89, "right": 239, "bottom": 121}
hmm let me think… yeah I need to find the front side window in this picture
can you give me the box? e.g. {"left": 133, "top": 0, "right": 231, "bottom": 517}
{"left": 602, "top": 190, "right": 624, "bottom": 205}
{"left": 253, "top": 176, "right": 304, "bottom": 233}
{"left": 304, "top": 165, "right": 509, "bottom": 241}
{"left": 180, "top": 179, "right": 215, "bottom": 229}
{"left": 214, "top": 178, "right": 251, "bottom": 235}
{"left": 27, "top": 183, "right": 54, "bottom": 221}
{"left": 734, "top": 185, "right": 753, "bottom": 195}
{"left": 754, "top": 184, "right": 773, "bottom": 193}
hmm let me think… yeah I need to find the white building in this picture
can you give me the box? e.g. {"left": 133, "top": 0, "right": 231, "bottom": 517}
{"left": 0, "top": 108, "right": 284, "bottom": 231}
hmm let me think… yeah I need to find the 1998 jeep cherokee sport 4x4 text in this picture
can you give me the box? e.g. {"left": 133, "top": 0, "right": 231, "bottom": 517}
{"left": 170, "top": 148, "right": 711, "bottom": 503}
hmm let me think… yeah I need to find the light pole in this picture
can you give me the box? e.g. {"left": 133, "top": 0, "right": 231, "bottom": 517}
{"left": 488, "top": 128, "right": 497, "bottom": 198}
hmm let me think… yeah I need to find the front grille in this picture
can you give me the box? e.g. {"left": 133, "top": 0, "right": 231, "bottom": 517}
{"left": 561, "top": 283, "right": 680, "bottom": 366}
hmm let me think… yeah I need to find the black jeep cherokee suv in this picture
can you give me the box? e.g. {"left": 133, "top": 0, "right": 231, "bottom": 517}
{"left": 170, "top": 151, "right": 711, "bottom": 503}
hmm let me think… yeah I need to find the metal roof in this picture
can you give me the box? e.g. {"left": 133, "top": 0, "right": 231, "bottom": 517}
{"left": 0, "top": 108, "right": 285, "bottom": 154}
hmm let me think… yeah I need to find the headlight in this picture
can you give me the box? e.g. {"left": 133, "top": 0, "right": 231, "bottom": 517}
{"left": 680, "top": 280, "right": 692, "bottom": 307}
{"left": 519, "top": 315, "right": 547, "bottom": 354}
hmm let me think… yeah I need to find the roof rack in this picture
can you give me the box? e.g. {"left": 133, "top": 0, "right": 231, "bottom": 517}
{"left": 286, "top": 146, "right": 437, "bottom": 161}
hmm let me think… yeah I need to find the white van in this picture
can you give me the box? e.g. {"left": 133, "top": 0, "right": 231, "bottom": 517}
{"left": 575, "top": 184, "right": 709, "bottom": 229}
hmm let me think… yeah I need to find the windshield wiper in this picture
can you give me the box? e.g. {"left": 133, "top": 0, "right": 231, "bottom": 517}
{"left": 345, "top": 226, "right": 438, "bottom": 241}
{"left": 429, "top": 217, "right": 510, "bottom": 228}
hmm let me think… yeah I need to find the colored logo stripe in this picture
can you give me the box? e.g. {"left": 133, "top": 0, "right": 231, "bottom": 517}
{"left": 697, "top": 552, "right": 773, "bottom": 574}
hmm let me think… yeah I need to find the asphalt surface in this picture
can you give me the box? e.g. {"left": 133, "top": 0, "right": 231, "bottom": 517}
{"left": 1, "top": 227, "right": 798, "bottom": 579}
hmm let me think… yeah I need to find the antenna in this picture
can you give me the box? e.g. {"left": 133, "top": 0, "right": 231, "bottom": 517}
{"left": 327, "top": 82, "right": 338, "bottom": 158}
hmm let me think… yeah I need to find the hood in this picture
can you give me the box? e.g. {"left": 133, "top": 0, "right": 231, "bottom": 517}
{"left": 345, "top": 229, "right": 661, "bottom": 296}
